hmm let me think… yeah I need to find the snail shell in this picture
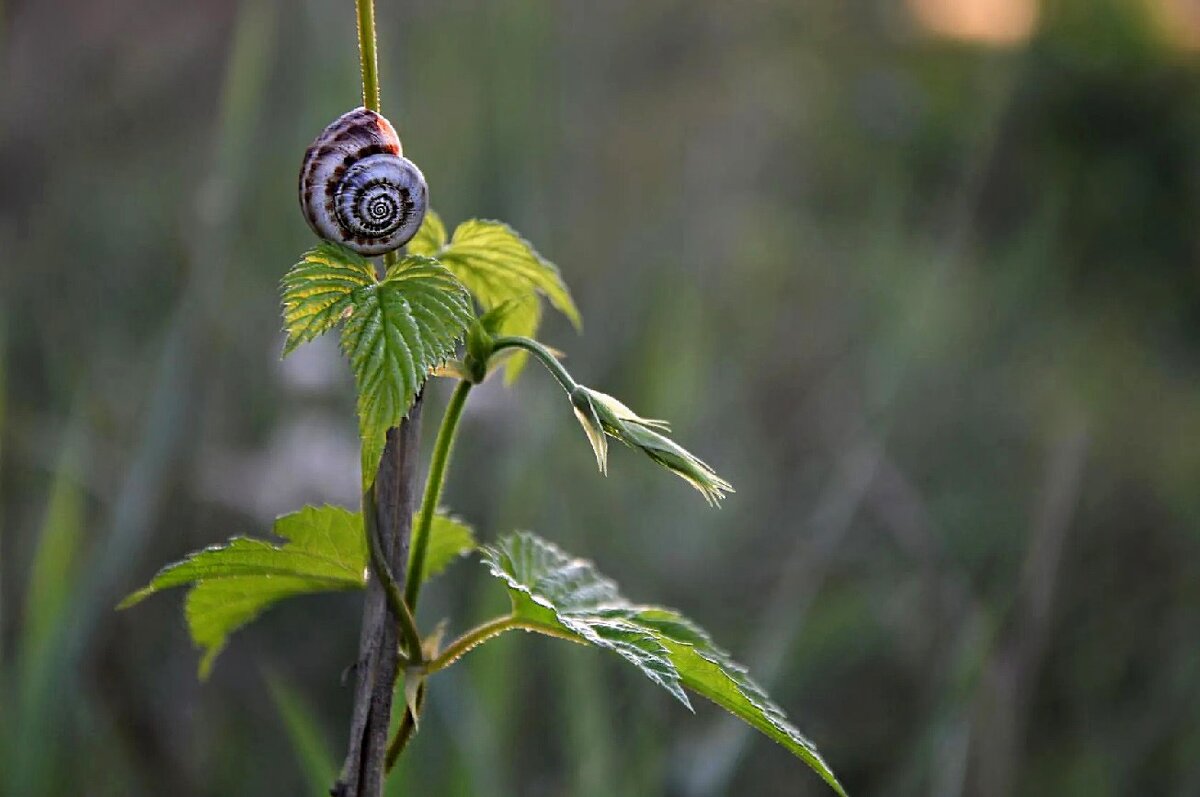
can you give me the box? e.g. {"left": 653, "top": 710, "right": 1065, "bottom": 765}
{"left": 299, "top": 107, "right": 428, "bottom": 256}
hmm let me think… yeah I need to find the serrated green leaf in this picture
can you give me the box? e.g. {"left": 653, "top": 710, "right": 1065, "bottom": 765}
{"left": 342, "top": 256, "right": 474, "bottom": 487}
{"left": 443, "top": 219, "right": 581, "bottom": 328}
{"left": 120, "top": 507, "right": 473, "bottom": 677}
{"left": 119, "top": 505, "right": 366, "bottom": 677}
{"left": 280, "top": 244, "right": 473, "bottom": 487}
{"left": 410, "top": 211, "right": 580, "bottom": 382}
{"left": 412, "top": 511, "right": 475, "bottom": 581}
{"left": 476, "top": 298, "right": 522, "bottom": 336}
{"left": 119, "top": 505, "right": 367, "bottom": 609}
{"left": 409, "top": 209, "right": 448, "bottom": 256}
{"left": 280, "top": 241, "right": 377, "bottom": 356}
{"left": 480, "top": 532, "right": 844, "bottom": 796}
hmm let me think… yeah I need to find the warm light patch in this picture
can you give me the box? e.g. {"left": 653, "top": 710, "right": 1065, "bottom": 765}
{"left": 908, "top": 0, "right": 1039, "bottom": 46}
{"left": 1149, "top": 0, "right": 1200, "bottom": 49}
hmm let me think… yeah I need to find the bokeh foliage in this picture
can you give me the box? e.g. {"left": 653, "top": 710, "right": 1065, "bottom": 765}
{"left": 3, "top": 0, "right": 1200, "bottom": 795}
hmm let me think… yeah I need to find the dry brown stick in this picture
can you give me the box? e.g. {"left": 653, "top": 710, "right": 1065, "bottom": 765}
{"left": 333, "top": 400, "right": 424, "bottom": 797}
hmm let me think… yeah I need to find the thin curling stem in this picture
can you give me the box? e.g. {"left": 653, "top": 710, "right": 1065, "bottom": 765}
{"left": 355, "top": 0, "right": 400, "bottom": 272}
{"left": 362, "top": 487, "right": 422, "bottom": 663}
{"left": 491, "top": 336, "right": 578, "bottom": 395}
{"left": 424, "top": 615, "right": 582, "bottom": 675}
{"left": 406, "top": 380, "right": 473, "bottom": 609}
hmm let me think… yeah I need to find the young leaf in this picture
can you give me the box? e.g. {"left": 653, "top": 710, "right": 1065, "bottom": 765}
{"left": 570, "top": 388, "right": 608, "bottom": 473}
{"left": 120, "top": 507, "right": 474, "bottom": 676}
{"left": 480, "top": 532, "right": 844, "bottom": 796}
{"left": 573, "top": 386, "right": 733, "bottom": 505}
{"left": 410, "top": 511, "right": 475, "bottom": 582}
{"left": 483, "top": 533, "right": 689, "bottom": 707}
{"left": 280, "top": 242, "right": 377, "bottom": 356}
{"left": 120, "top": 505, "right": 367, "bottom": 607}
{"left": 343, "top": 256, "right": 474, "bottom": 487}
{"left": 281, "top": 244, "right": 473, "bottom": 486}
{"left": 409, "top": 211, "right": 580, "bottom": 382}
{"left": 408, "top": 208, "right": 447, "bottom": 255}
{"left": 487, "top": 336, "right": 731, "bottom": 504}
{"left": 119, "top": 505, "right": 367, "bottom": 676}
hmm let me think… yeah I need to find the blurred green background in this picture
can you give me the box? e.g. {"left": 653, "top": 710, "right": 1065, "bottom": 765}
{"left": 3, "top": 0, "right": 1200, "bottom": 794}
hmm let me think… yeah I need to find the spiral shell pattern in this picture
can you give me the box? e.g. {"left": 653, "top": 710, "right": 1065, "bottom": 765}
{"left": 299, "top": 107, "right": 428, "bottom": 256}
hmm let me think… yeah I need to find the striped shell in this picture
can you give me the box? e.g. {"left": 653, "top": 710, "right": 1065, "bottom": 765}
{"left": 299, "top": 107, "right": 428, "bottom": 256}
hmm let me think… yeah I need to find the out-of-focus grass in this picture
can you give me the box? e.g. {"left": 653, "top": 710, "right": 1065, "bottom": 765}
{"left": 8, "top": 426, "right": 85, "bottom": 796}
{"left": 0, "top": 308, "right": 6, "bottom": 668}
{"left": 4, "top": 0, "right": 1200, "bottom": 795}
{"left": 266, "top": 671, "right": 338, "bottom": 794}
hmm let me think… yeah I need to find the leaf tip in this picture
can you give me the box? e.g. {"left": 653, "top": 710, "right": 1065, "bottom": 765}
{"left": 197, "top": 645, "right": 222, "bottom": 681}
{"left": 564, "top": 304, "right": 583, "bottom": 333}
{"left": 403, "top": 674, "right": 423, "bottom": 728}
{"left": 115, "top": 588, "right": 150, "bottom": 610}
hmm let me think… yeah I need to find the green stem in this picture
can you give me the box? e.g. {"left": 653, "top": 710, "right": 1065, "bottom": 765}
{"left": 423, "top": 615, "right": 582, "bottom": 675}
{"left": 382, "top": 380, "right": 472, "bottom": 764}
{"left": 355, "top": 0, "right": 401, "bottom": 274}
{"left": 355, "top": 0, "right": 381, "bottom": 113}
{"left": 384, "top": 615, "right": 584, "bottom": 772}
{"left": 405, "top": 380, "right": 473, "bottom": 608}
{"left": 362, "top": 486, "right": 422, "bottom": 663}
{"left": 492, "top": 335, "right": 578, "bottom": 394}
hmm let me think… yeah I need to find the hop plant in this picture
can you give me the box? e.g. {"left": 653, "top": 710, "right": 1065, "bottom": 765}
{"left": 118, "top": 3, "right": 845, "bottom": 795}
